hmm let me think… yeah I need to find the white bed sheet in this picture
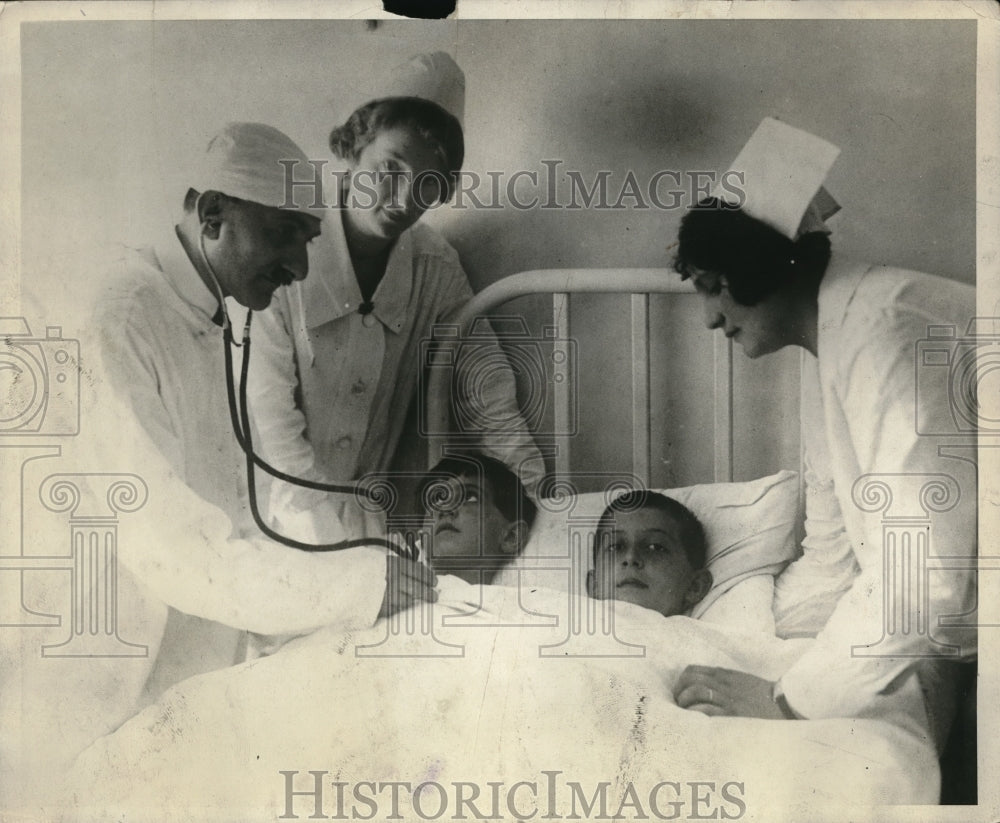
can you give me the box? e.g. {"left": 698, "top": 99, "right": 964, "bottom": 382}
{"left": 57, "top": 582, "right": 938, "bottom": 822}
{"left": 698, "top": 574, "right": 777, "bottom": 635}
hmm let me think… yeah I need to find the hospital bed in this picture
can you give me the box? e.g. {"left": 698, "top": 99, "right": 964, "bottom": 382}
{"left": 422, "top": 268, "right": 799, "bottom": 628}
{"left": 427, "top": 268, "right": 973, "bottom": 801}
{"left": 64, "top": 269, "right": 959, "bottom": 820}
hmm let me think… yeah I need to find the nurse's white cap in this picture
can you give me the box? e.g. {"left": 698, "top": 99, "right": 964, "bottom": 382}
{"left": 385, "top": 51, "right": 465, "bottom": 125}
{"left": 711, "top": 117, "right": 841, "bottom": 239}
{"left": 341, "top": 51, "right": 466, "bottom": 126}
{"left": 192, "top": 122, "right": 327, "bottom": 219}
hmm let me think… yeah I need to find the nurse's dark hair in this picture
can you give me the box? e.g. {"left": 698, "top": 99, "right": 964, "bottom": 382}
{"left": 329, "top": 96, "right": 465, "bottom": 203}
{"left": 673, "top": 197, "right": 831, "bottom": 306}
{"left": 183, "top": 188, "right": 239, "bottom": 213}
{"left": 419, "top": 452, "right": 536, "bottom": 529}
{"left": 594, "top": 491, "right": 708, "bottom": 569}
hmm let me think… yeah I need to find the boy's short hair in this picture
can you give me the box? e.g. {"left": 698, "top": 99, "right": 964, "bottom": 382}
{"left": 419, "top": 453, "right": 537, "bottom": 529}
{"left": 595, "top": 490, "right": 707, "bottom": 568}
{"left": 673, "top": 197, "right": 832, "bottom": 306}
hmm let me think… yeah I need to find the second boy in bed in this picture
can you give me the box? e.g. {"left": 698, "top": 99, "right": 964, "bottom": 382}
{"left": 588, "top": 490, "right": 713, "bottom": 618}
{"left": 420, "top": 457, "right": 711, "bottom": 619}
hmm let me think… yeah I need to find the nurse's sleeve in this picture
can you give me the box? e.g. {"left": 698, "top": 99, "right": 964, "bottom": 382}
{"left": 440, "top": 270, "right": 546, "bottom": 497}
{"left": 777, "top": 312, "right": 977, "bottom": 719}
{"left": 80, "top": 324, "right": 386, "bottom": 636}
{"left": 774, "top": 356, "right": 859, "bottom": 636}
{"left": 244, "top": 288, "right": 351, "bottom": 539}
{"left": 244, "top": 290, "right": 321, "bottom": 483}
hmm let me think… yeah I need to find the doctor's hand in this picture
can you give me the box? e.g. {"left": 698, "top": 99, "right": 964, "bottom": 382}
{"left": 673, "top": 665, "right": 789, "bottom": 719}
{"left": 379, "top": 555, "right": 438, "bottom": 619}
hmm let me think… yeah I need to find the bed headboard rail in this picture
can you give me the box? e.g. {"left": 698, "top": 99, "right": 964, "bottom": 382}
{"left": 428, "top": 269, "right": 734, "bottom": 484}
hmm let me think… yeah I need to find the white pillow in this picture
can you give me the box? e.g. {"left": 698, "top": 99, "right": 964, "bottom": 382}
{"left": 698, "top": 575, "right": 777, "bottom": 634}
{"left": 502, "top": 470, "right": 800, "bottom": 618}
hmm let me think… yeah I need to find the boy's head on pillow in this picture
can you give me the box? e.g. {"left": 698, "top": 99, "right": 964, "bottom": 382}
{"left": 418, "top": 452, "right": 536, "bottom": 585}
{"left": 587, "top": 490, "right": 713, "bottom": 617}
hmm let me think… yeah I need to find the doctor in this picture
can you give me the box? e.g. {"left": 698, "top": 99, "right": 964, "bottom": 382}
{"left": 246, "top": 53, "right": 544, "bottom": 544}
{"left": 669, "top": 118, "right": 976, "bottom": 723}
{"left": 6, "top": 123, "right": 434, "bottom": 794}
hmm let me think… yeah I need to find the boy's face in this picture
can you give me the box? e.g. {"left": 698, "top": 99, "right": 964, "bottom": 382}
{"left": 423, "top": 473, "right": 512, "bottom": 577}
{"left": 589, "top": 508, "right": 707, "bottom": 617}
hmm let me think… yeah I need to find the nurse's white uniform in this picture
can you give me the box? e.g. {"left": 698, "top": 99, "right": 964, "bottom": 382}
{"left": 708, "top": 118, "right": 977, "bottom": 725}
{"left": 247, "top": 211, "right": 544, "bottom": 543}
{"left": 774, "top": 255, "right": 977, "bottom": 721}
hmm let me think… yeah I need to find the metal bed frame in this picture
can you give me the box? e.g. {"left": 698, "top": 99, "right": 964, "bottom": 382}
{"left": 426, "top": 268, "right": 735, "bottom": 485}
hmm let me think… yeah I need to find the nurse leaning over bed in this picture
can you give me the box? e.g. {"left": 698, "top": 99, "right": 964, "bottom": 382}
{"left": 245, "top": 52, "right": 544, "bottom": 544}
{"left": 670, "top": 118, "right": 977, "bottom": 724}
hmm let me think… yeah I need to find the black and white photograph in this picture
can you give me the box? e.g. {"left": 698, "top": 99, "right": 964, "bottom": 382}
{"left": 1, "top": 2, "right": 997, "bottom": 821}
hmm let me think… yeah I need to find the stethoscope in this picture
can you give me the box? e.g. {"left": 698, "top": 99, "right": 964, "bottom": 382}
{"left": 195, "top": 209, "right": 412, "bottom": 559}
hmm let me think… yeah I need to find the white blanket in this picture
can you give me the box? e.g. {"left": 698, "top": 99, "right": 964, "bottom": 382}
{"left": 59, "top": 582, "right": 938, "bottom": 822}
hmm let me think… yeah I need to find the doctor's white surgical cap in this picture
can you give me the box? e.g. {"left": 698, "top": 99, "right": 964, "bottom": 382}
{"left": 711, "top": 117, "right": 841, "bottom": 240}
{"left": 192, "top": 122, "right": 327, "bottom": 220}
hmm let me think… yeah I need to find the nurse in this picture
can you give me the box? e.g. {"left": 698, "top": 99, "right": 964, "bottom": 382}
{"left": 247, "top": 53, "right": 543, "bottom": 543}
{"left": 669, "top": 119, "right": 977, "bottom": 724}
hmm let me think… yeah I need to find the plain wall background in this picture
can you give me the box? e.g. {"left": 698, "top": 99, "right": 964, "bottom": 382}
{"left": 20, "top": 20, "right": 976, "bottom": 488}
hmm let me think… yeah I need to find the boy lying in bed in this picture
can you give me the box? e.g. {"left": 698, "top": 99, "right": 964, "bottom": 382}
{"left": 587, "top": 490, "right": 714, "bottom": 618}
{"left": 420, "top": 454, "right": 711, "bottom": 619}
{"left": 418, "top": 452, "right": 537, "bottom": 584}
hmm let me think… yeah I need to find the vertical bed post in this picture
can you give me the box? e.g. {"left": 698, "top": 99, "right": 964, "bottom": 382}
{"left": 552, "top": 293, "right": 571, "bottom": 480}
{"left": 796, "top": 348, "right": 809, "bottom": 546}
{"left": 631, "top": 294, "right": 651, "bottom": 487}
{"left": 713, "top": 333, "right": 734, "bottom": 482}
